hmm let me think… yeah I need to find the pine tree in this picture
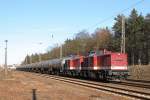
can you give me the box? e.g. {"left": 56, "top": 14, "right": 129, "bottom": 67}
{"left": 127, "top": 9, "right": 144, "bottom": 65}
{"left": 144, "top": 14, "right": 150, "bottom": 64}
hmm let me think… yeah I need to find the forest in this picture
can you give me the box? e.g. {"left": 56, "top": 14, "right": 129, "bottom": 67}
{"left": 23, "top": 9, "right": 150, "bottom": 65}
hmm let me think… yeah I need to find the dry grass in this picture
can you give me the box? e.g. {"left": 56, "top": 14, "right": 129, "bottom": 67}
{"left": 128, "top": 65, "right": 150, "bottom": 81}
{"left": 0, "top": 71, "right": 128, "bottom": 100}
{"left": 0, "top": 68, "right": 13, "bottom": 80}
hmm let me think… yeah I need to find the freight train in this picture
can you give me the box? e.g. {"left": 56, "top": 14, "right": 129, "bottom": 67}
{"left": 17, "top": 49, "right": 128, "bottom": 80}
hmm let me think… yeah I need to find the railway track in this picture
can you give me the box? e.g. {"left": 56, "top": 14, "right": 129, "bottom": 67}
{"left": 112, "top": 80, "right": 150, "bottom": 89}
{"left": 127, "top": 79, "right": 150, "bottom": 84}
{"left": 29, "top": 72, "right": 150, "bottom": 100}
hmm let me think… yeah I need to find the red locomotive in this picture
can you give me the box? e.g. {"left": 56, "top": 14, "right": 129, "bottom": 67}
{"left": 64, "top": 49, "right": 128, "bottom": 80}
{"left": 17, "top": 49, "right": 128, "bottom": 80}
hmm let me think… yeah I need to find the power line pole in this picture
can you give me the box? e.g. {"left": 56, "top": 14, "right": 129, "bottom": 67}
{"left": 38, "top": 42, "right": 42, "bottom": 62}
{"left": 121, "top": 15, "right": 125, "bottom": 53}
{"left": 30, "top": 55, "right": 32, "bottom": 64}
{"left": 25, "top": 55, "right": 28, "bottom": 64}
{"left": 4, "top": 40, "right": 8, "bottom": 77}
{"left": 60, "top": 44, "right": 62, "bottom": 59}
{"left": 25, "top": 57, "right": 27, "bottom": 64}
{"left": 39, "top": 53, "right": 41, "bottom": 62}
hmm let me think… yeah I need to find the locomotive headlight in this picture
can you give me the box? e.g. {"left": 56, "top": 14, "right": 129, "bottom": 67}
{"left": 70, "top": 67, "right": 74, "bottom": 70}
{"left": 94, "top": 66, "right": 98, "bottom": 70}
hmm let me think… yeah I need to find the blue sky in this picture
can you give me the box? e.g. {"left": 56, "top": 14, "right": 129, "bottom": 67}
{"left": 0, "top": 0, "right": 149, "bottom": 65}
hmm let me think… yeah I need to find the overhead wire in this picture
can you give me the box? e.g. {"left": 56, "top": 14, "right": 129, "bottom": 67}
{"left": 85, "top": 0, "right": 145, "bottom": 31}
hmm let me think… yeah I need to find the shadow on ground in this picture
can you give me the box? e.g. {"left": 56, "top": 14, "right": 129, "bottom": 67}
{"left": 32, "top": 89, "right": 37, "bottom": 100}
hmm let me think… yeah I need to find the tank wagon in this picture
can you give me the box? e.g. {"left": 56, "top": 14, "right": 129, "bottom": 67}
{"left": 17, "top": 49, "right": 128, "bottom": 80}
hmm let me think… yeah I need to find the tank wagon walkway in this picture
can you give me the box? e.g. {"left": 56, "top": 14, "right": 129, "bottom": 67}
{"left": 0, "top": 71, "right": 131, "bottom": 100}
